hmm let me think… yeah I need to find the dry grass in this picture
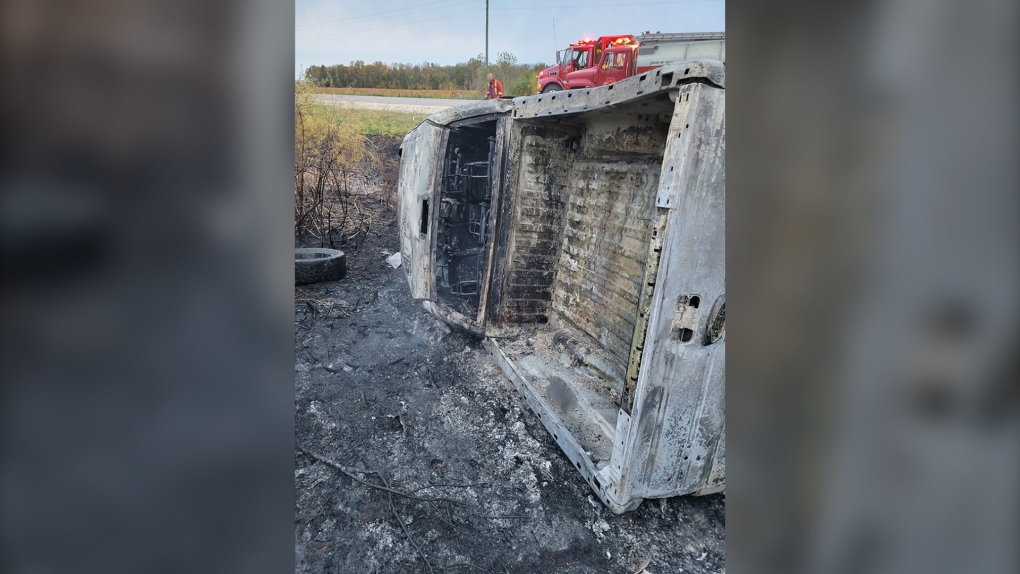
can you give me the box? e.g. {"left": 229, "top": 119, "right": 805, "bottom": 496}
{"left": 309, "top": 87, "right": 481, "bottom": 100}
{"left": 295, "top": 88, "right": 411, "bottom": 248}
{"left": 342, "top": 109, "right": 425, "bottom": 137}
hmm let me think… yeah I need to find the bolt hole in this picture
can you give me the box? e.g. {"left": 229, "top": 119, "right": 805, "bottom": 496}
{"left": 672, "top": 327, "right": 694, "bottom": 343}
{"left": 419, "top": 200, "right": 429, "bottom": 237}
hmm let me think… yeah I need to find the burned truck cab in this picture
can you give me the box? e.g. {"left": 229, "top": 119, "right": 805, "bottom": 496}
{"left": 397, "top": 99, "right": 512, "bottom": 335}
{"left": 398, "top": 62, "right": 725, "bottom": 513}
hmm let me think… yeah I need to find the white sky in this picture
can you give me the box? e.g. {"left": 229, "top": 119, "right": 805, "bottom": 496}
{"left": 295, "top": 0, "right": 725, "bottom": 77}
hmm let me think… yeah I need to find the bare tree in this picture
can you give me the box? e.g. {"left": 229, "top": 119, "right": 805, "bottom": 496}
{"left": 294, "top": 89, "right": 377, "bottom": 248}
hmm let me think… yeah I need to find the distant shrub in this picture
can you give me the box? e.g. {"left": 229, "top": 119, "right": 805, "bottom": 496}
{"left": 304, "top": 52, "right": 547, "bottom": 99}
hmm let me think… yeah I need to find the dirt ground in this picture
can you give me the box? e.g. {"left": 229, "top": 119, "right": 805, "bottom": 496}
{"left": 294, "top": 136, "right": 725, "bottom": 574}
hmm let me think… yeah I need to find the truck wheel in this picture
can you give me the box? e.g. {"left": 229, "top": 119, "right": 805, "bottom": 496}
{"left": 295, "top": 248, "right": 346, "bottom": 285}
{"left": 541, "top": 84, "right": 563, "bottom": 93}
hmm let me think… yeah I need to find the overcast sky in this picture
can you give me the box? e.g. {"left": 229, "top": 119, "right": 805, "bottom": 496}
{"left": 295, "top": 0, "right": 724, "bottom": 76}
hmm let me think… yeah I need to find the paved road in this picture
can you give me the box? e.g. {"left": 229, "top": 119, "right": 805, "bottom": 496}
{"left": 312, "top": 94, "right": 479, "bottom": 114}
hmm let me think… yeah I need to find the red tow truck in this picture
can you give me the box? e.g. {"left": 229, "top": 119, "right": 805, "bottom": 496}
{"left": 536, "top": 35, "right": 637, "bottom": 93}
{"left": 536, "top": 32, "right": 725, "bottom": 93}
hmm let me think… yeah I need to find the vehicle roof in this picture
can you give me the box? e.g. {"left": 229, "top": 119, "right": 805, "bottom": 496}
{"left": 410, "top": 98, "right": 512, "bottom": 131}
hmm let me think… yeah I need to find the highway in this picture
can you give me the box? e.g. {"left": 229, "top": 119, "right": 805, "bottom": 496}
{"left": 312, "top": 94, "right": 478, "bottom": 114}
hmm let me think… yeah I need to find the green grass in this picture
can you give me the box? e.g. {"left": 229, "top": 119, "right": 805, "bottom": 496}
{"left": 309, "top": 86, "right": 481, "bottom": 100}
{"left": 341, "top": 108, "right": 426, "bottom": 137}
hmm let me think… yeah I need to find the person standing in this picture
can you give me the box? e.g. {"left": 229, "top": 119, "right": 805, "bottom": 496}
{"left": 485, "top": 73, "right": 504, "bottom": 99}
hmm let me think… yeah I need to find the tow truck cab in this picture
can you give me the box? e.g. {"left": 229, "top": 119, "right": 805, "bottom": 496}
{"left": 537, "top": 35, "right": 635, "bottom": 93}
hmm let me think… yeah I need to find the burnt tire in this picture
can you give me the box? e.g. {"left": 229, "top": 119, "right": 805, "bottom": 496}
{"left": 541, "top": 83, "right": 563, "bottom": 93}
{"left": 295, "top": 248, "right": 346, "bottom": 285}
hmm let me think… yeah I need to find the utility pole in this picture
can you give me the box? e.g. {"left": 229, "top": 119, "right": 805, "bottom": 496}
{"left": 485, "top": 0, "right": 489, "bottom": 66}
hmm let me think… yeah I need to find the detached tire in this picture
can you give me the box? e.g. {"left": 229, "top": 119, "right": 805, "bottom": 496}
{"left": 295, "top": 248, "right": 346, "bottom": 285}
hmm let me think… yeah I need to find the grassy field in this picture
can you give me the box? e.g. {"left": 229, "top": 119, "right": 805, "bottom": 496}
{"left": 340, "top": 108, "right": 424, "bottom": 137}
{"left": 310, "top": 87, "right": 481, "bottom": 100}
{"left": 297, "top": 90, "right": 425, "bottom": 138}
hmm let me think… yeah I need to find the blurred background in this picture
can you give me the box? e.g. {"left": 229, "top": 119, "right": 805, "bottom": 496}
{"left": 727, "top": 1, "right": 1018, "bottom": 573}
{"left": 0, "top": 0, "right": 1016, "bottom": 573}
{"left": 0, "top": 0, "right": 295, "bottom": 572}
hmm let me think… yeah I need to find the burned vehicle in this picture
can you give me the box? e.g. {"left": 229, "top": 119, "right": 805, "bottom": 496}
{"left": 396, "top": 62, "right": 724, "bottom": 513}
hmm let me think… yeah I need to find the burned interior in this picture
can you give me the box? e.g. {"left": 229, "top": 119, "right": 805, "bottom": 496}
{"left": 482, "top": 91, "right": 680, "bottom": 505}
{"left": 435, "top": 118, "right": 498, "bottom": 318}
{"left": 489, "top": 92, "right": 676, "bottom": 378}
{"left": 399, "top": 64, "right": 726, "bottom": 512}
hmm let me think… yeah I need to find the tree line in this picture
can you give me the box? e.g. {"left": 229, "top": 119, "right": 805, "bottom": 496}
{"left": 303, "top": 52, "right": 548, "bottom": 97}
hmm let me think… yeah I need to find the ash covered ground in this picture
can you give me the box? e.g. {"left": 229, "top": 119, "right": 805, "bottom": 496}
{"left": 295, "top": 136, "right": 724, "bottom": 574}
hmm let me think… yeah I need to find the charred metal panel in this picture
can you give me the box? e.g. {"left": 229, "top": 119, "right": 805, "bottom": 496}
{"left": 425, "top": 99, "right": 512, "bottom": 126}
{"left": 510, "top": 60, "right": 723, "bottom": 121}
{"left": 552, "top": 155, "right": 662, "bottom": 367}
{"left": 474, "top": 117, "right": 509, "bottom": 325}
{"left": 549, "top": 113, "right": 669, "bottom": 361}
{"left": 622, "top": 211, "right": 669, "bottom": 411}
{"left": 616, "top": 82, "right": 726, "bottom": 502}
{"left": 397, "top": 122, "right": 445, "bottom": 301}
{"left": 492, "top": 124, "right": 577, "bottom": 324}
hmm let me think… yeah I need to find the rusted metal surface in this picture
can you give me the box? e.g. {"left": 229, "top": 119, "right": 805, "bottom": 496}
{"left": 397, "top": 62, "right": 725, "bottom": 512}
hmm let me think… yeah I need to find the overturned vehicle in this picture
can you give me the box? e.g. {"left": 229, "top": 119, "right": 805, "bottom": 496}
{"left": 396, "top": 62, "right": 725, "bottom": 513}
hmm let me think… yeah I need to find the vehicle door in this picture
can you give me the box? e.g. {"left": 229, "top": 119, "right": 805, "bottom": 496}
{"left": 562, "top": 47, "right": 592, "bottom": 88}
{"left": 397, "top": 122, "right": 446, "bottom": 301}
{"left": 593, "top": 49, "right": 632, "bottom": 86}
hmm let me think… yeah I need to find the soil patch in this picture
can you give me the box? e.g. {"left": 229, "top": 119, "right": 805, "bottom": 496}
{"left": 294, "top": 135, "right": 724, "bottom": 574}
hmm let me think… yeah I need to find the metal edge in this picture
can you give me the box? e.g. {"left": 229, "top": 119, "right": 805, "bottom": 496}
{"left": 509, "top": 60, "right": 725, "bottom": 121}
{"left": 422, "top": 300, "right": 484, "bottom": 337}
{"left": 485, "top": 339, "right": 642, "bottom": 514}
